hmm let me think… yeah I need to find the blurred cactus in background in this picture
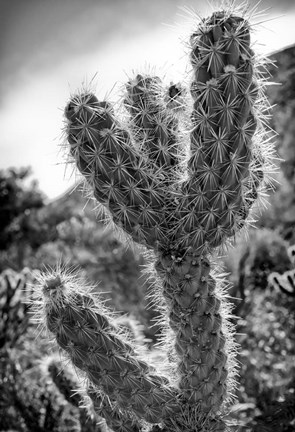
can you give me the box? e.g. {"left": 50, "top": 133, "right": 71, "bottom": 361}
{"left": 222, "top": 228, "right": 293, "bottom": 315}
{"left": 32, "top": 4, "right": 275, "bottom": 431}
{"left": 269, "top": 245, "right": 295, "bottom": 298}
{"left": 0, "top": 268, "right": 33, "bottom": 350}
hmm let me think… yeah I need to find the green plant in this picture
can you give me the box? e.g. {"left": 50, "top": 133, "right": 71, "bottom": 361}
{"left": 32, "top": 5, "right": 274, "bottom": 431}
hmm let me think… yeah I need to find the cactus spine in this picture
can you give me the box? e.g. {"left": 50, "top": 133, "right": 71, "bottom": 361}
{"left": 34, "top": 5, "right": 274, "bottom": 431}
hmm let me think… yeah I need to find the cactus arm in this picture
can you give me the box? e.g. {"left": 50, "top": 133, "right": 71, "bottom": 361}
{"left": 125, "top": 74, "right": 181, "bottom": 177}
{"left": 65, "top": 92, "right": 171, "bottom": 248}
{"left": 177, "top": 13, "right": 263, "bottom": 250}
{"left": 37, "top": 273, "right": 180, "bottom": 424}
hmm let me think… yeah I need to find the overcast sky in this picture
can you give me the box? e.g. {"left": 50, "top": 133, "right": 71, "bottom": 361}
{"left": 1, "top": 0, "right": 295, "bottom": 198}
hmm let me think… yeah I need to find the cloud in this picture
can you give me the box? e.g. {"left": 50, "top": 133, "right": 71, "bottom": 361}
{"left": 1, "top": 0, "right": 295, "bottom": 198}
{"left": 2, "top": 0, "right": 293, "bottom": 93}
{"left": 0, "top": 0, "right": 187, "bottom": 99}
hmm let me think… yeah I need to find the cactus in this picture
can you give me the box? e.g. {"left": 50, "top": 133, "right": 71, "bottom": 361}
{"left": 32, "top": 5, "right": 274, "bottom": 431}
{"left": 269, "top": 269, "right": 295, "bottom": 297}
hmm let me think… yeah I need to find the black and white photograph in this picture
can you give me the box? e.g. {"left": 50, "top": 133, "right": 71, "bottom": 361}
{"left": 1, "top": 0, "right": 295, "bottom": 430}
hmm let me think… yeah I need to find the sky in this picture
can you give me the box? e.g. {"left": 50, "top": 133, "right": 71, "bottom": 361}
{"left": 1, "top": 0, "right": 295, "bottom": 199}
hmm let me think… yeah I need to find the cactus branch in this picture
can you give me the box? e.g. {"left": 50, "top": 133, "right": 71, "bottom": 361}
{"left": 178, "top": 12, "right": 263, "bottom": 250}
{"left": 35, "top": 271, "right": 181, "bottom": 424}
{"left": 65, "top": 92, "right": 173, "bottom": 247}
{"left": 124, "top": 74, "right": 182, "bottom": 181}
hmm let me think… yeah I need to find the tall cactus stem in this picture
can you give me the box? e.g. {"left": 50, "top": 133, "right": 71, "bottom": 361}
{"left": 155, "top": 250, "right": 237, "bottom": 413}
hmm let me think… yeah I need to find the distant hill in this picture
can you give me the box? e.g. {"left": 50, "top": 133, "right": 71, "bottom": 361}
{"left": 268, "top": 44, "right": 295, "bottom": 107}
{"left": 46, "top": 181, "right": 101, "bottom": 221}
{"left": 262, "top": 44, "right": 295, "bottom": 231}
